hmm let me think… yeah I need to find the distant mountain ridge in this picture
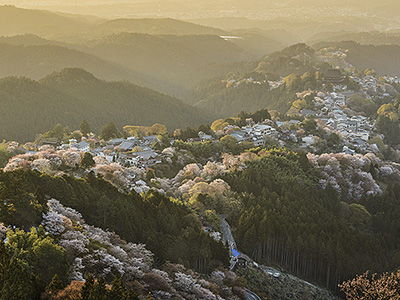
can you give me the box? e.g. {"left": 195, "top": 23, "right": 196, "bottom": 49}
{"left": 95, "top": 17, "right": 228, "bottom": 35}
{"left": 0, "top": 5, "right": 231, "bottom": 40}
{"left": 0, "top": 32, "right": 255, "bottom": 96}
{"left": 308, "top": 31, "right": 400, "bottom": 46}
{"left": 0, "top": 42, "right": 151, "bottom": 84}
{"left": 0, "top": 68, "right": 215, "bottom": 142}
{"left": 0, "top": 5, "right": 90, "bottom": 37}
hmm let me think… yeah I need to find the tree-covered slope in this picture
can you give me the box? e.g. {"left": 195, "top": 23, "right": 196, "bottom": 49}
{"left": 222, "top": 150, "right": 400, "bottom": 292}
{"left": 0, "top": 68, "right": 215, "bottom": 142}
{"left": 308, "top": 30, "right": 400, "bottom": 46}
{"left": 186, "top": 44, "right": 331, "bottom": 116}
{"left": 0, "top": 169, "right": 229, "bottom": 273}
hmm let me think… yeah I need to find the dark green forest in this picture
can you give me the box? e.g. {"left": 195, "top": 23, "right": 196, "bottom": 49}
{"left": 0, "top": 169, "right": 229, "bottom": 274}
{"left": 222, "top": 149, "right": 400, "bottom": 291}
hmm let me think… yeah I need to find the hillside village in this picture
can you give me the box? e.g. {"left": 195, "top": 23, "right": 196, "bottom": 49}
{"left": 4, "top": 65, "right": 399, "bottom": 197}
{"left": 3, "top": 2, "right": 400, "bottom": 299}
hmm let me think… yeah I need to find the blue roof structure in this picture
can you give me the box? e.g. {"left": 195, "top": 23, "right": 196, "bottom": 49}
{"left": 232, "top": 248, "right": 240, "bottom": 258}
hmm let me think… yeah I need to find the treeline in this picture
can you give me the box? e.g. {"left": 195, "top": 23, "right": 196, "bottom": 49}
{"left": 0, "top": 169, "right": 229, "bottom": 273}
{"left": 222, "top": 149, "right": 400, "bottom": 292}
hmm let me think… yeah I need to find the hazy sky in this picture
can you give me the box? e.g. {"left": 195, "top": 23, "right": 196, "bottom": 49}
{"left": 0, "top": 0, "right": 398, "bottom": 19}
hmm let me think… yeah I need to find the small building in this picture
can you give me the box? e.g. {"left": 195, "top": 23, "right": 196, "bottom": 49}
{"left": 300, "top": 109, "right": 317, "bottom": 117}
{"left": 42, "top": 140, "right": 60, "bottom": 147}
{"left": 302, "top": 135, "right": 316, "bottom": 147}
{"left": 346, "top": 120, "right": 358, "bottom": 132}
{"left": 229, "top": 131, "right": 252, "bottom": 143}
{"left": 108, "top": 138, "right": 125, "bottom": 146}
{"left": 70, "top": 140, "right": 90, "bottom": 152}
{"left": 119, "top": 140, "right": 138, "bottom": 151}
{"left": 135, "top": 150, "right": 160, "bottom": 167}
{"left": 118, "top": 153, "right": 139, "bottom": 167}
{"left": 198, "top": 131, "right": 214, "bottom": 141}
{"left": 143, "top": 135, "right": 159, "bottom": 146}
{"left": 324, "top": 69, "right": 344, "bottom": 84}
{"left": 343, "top": 146, "right": 355, "bottom": 155}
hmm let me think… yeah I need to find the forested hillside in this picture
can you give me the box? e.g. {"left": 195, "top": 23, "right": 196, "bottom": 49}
{"left": 227, "top": 29, "right": 298, "bottom": 57}
{"left": 0, "top": 68, "right": 214, "bottom": 142}
{"left": 0, "top": 6, "right": 229, "bottom": 40}
{"left": 187, "top": 45, "right": 331, "bottom": 116}
{"left": 0, "top": 169, "right": 229, "bottom": 272}
{"left": 222, "top": 149, "right": 400, "bottom": 291}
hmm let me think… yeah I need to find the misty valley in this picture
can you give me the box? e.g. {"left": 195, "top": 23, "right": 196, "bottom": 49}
{"left": 1, "top": 2, "right": 400, "bottom": 300}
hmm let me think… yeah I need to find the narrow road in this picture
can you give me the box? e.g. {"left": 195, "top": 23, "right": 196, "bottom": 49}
{"left": 219, "top": 216, "right": 236, "bottom": 249}
{"left": 219, "top": 216, "right": 262, "bottom": 300}
{"left": 218, "top": 216, "right": 333, "bottom": 299}
{"left": 245, "top": 288, "right": 261, "bottom": 300}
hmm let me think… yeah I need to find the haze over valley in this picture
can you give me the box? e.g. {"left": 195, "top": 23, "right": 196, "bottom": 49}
{"left": 1, "top": 1, "right": 400, "bottom": 300}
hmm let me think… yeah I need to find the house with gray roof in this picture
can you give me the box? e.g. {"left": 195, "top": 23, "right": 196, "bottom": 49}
{"left": 119, "top": 140, "right": 139, "bottom": 151}
{"left": 70, "top": 140, "right": 90, "bottom": 152}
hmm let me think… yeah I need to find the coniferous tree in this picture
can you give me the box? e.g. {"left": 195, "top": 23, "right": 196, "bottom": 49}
{"left": 45, "top": 273, "right": 64, "bottom": 295}
{"left": 108, "top": 277, "right": 126, "bottom": 300}
{"left": 100, "top": 122, "right": 119, "bottom": 141}
{"left": 81, "top": 152, "right": 95, "bottom": 169}
{"left": 81, "top": 273, "right": 95, "bottom": 300}
{"left": 0, "top": 257, "right": 36, "bottom": 300}
{"left": 92, "top": 276, "right": 108, "bottom": 300}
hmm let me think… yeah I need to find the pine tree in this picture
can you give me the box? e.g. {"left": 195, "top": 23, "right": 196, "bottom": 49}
{"left": 81, "top": 152, "right": 95, "bottom": 169}
{"left": 46, "top": 274, "right": 64, "bottom": 295}
{"left": 108, "top": 277, "right": 126, "bottom": 300}
{"left": 0, "top": 240, "right": 9, "bottom": 291}
{"left": 92, "top": 276, "right": 108, "bottom": 300}
{"left": 100, "top": 122, "right": 119, "bottom": 141}
{"left": 0, "top": 257, "right": 35, "bottom": 300}
{"left": 81, "top": 273, "right": 95, "bottom": 300}
{"left": 125, "top": 289, "right": 140, "bottom": 300}
{"left": 34, "top": 185, "right": 47, "bottom": 208}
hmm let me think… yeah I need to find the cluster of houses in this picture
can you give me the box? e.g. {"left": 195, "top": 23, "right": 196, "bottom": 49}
{"left": 226, "top": 123, "right": 278, "bottom": 147}
{"left": 218, "top": 73, "right": 382, "bottom": 154}
{"left": 317, "top": 90, "right": 375, "bottom": 152}
{"left": 64, "top": 135, "right": 162, "bottom": 169}
{"left": 383, "top": 75, "right": 400, "bottom": 85}
{"left": 36, "top": 69, "right": 397, "bottom": 170}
